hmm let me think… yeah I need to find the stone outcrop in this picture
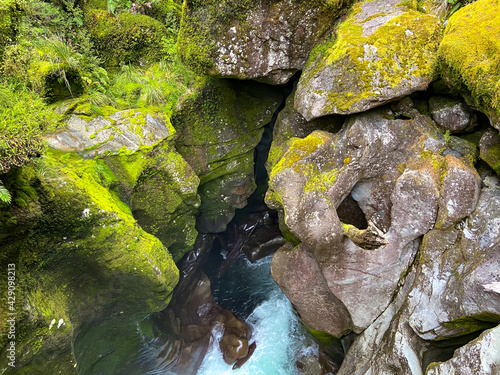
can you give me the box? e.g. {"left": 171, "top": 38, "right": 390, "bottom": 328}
{"left": 46, "top": 108, "right": 174, "bottom": 157}
{"left": 267, "top": 102, "right": 480, "bottom": 335}
{"left": 295, "top": 0, "right": 442, "bottom": 120}
{"left": 429, "top": 96, "right": 478, "bottom": 133}
{"left": 178, "top": 0, "right": 350, "bottom": 84}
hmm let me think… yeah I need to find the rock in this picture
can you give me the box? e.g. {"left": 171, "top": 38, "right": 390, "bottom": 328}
{"left": 429, "top": 96, "right": 478, "bottom": 133}
{"left": 267, "top": 106, "right": 480, "bottom": 333}
{"left": 172, "top": 78, "right": 282, "bottom": 232}
{"left": 0, "top": 153, "right": 179, "bottom": 373}
{"left": 271, "top": 243, "right": 353, "bottom": 337}
{"left": 426, "top": 326, "right": 500, "bottom": 375}
{"left": 435, "top": 154, "right": 481, "bottom": 229}
{"left": 408, "top": 188, "right": 500, "bottom": 341}
{"left": 480, "top": 128, "right": 500, "bottom": 174}
{"left": 438, "top": 0, "right": 500, "bottom": 129}
{"left": 131, "top": 144, "right": 201, "bottom": 261}
{"left": 46, "top": 109, "right": 174, "bottom": 157}
{"left": 218, "top": 309, "right": 252, "bottom": 365}
{"left": 267, "top": 84, "right": 344, "bottom": 171}
{"left": 295, "top": 0, "right": 442, "bottom": 120}
{"left": 178, "top": 0, "right": 348, "bottom": 84}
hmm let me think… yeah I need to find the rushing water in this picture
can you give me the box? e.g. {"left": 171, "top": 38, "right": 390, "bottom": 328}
{"left": 197, "top": 253, "right": 320, "bottom": 375}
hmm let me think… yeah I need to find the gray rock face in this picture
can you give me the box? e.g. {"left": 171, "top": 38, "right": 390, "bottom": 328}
{"left": 178, "top": 0, "right": 346, "bottom": 84}
{"left": 267, "top": 104, "right": 481, "bottom": 335}
{"left": 295, "top": 0, "right": 442, "bottom": 120}
{"left": 46, "top": 109, "right": 173, "bottom": 157}
{"left": 409, "top": 188, "right": 500, "bottom": 341}
{"left": 429, "top": 96, "right": 478, "bottom": 133}
{"left": 427, "top": 326, "right": 500, "bottom": 375}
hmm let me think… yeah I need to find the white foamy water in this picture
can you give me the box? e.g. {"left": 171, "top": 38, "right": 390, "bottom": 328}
{"left": 197, "top": 255, "right": 318, "bottom": 375}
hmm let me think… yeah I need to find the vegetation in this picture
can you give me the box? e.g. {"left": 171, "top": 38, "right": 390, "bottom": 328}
{"left": 0, "top": 0, "right": 194, "bottom": 198}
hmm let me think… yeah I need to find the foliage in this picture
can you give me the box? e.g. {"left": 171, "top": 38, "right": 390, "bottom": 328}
{"left": 0, "top": 182, "right": 11, "bottom": 203}
{"left": 0, "top": 84, "right": 56, "bottom": 173}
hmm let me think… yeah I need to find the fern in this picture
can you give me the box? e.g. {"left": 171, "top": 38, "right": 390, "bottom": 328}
{"left": 0, "top": 183, "right": 12, "bottom": 204}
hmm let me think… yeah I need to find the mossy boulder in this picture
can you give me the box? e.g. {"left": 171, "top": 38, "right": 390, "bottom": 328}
{"left": 131, "top": 144, "right": 201, "bottom": 261}
{"left": 178, "top": 0, "right": 351, "bottom": 84}
{"left": 295, "top": 0, "right": 442, "bottom": 120}
{"left": 0, "top": 151, "right": 179, "bottom": 373}
{"left": 172, "top": 77, "right": 281, "bottom": 232}
{"left": 85, "top": 10, "right": 167, "bottom": 66}
{"left": 438, "top": 0, "right": 500, "bottom": 129}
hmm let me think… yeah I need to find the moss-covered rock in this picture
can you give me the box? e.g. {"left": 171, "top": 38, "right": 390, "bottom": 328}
{"left": 0, "top": 151, "right": 179, "bottom": 373}
{"left": 85, "top": 10, "right": 167, "bottom": 66}
{"left": 178, "top": 0, "right": 351, "bottom": 84}
{"left": 295, "top": 0, "right": 442, "bottom": 120}
{"left": 131, "top": 143, "right": 201, "bottom": 261}
{"left": 479, "top": 129, "right": 500, "bottom": 174}
{"left": 172, "top": 77, "right": 282, "bottom": 232}
{"left": 438, "top": 0, "right": 500, "bottom": 129}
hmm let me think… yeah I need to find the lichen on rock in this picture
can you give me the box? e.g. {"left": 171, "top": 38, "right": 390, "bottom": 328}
{"left": 178, "top": 0, "right": 351, "bottom": 84}
{"left": 295, "top": 0, "right": 442, "bottom": 120}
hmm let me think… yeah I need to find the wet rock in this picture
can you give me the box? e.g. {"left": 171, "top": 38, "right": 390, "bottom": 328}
{"left": 178, "top": 0, "right": 348, "bottom": 84}
{"left": 429, "top": 96, "right": 478, "bottom": 133}
{"left": 438, "top": 0, "right": 500, "bottom": 130}
{"left": 218, "top": 310, "right": 252, "bottom": 365}
{"left": 426, "top": 326, "right": 500, "bottom": 375}
{"left": 46, "top": 109, "right": 173, "bottom": 157}
{"left": 172, "top": 78, "right": 281, "bottom": 233}
{"left": 295, "top": 0, "right": 442, "bottom": 120}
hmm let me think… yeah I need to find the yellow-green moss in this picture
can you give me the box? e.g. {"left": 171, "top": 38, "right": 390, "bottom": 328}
{"left": 302, "top": 3, "right": 442, "bottom": 113}
{"left": 438, "top": 0, "right": 500, "bottom": 121}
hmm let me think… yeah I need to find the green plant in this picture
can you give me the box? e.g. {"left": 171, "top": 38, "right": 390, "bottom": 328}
{"left": 0, "top": 182, "right": 12, "bottom": 203}
{"left": 0, "top": 84, "right": 56, "bottom": 173}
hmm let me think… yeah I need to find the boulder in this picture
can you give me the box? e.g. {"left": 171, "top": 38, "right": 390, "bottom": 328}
{"left": 408, "top": 188, "right": 500, "bottom": 341}
{"left": 0, "top": 153, "right": 179, "bottom": 373}
{"left": 295, "top": 0, "right": 442, "bottom": 120}
{"left": 429, "top": 96, "right": 478, "bottom": 133}
{"left": 479, "top": 128, "right": 500, "bottom": 174}
{"left": 178, "top": 0, "right": 349, "bottom": 84}
{"left": 172, "top": 78, "right": 282, "bottom": 232}
{"left": 438, "top": 0, "right": 500, "bottom": 129}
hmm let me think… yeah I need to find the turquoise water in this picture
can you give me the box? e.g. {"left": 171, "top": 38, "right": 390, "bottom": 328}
{"left": 197, "top": 255, "right": 318, "bottom": 375}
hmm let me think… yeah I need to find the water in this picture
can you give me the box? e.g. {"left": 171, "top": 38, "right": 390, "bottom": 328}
{"left": 197, "top": 254, "right": 319, "bottom": 375}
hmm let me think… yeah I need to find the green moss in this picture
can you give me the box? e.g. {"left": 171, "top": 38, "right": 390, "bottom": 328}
{"left": 85, "top": 10, "right": 167, "bottom": 66}
{"left": 440, "top": 313, "right": 500, "bottom": 339}
{"left": 302, "top": 3, "right": 442, "bottom": 113}
{"left": 270, "top": 132, "right": 329, "bottom": 179}
{"left": 438, "top": 0, "right": 500, "bottom": 123}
